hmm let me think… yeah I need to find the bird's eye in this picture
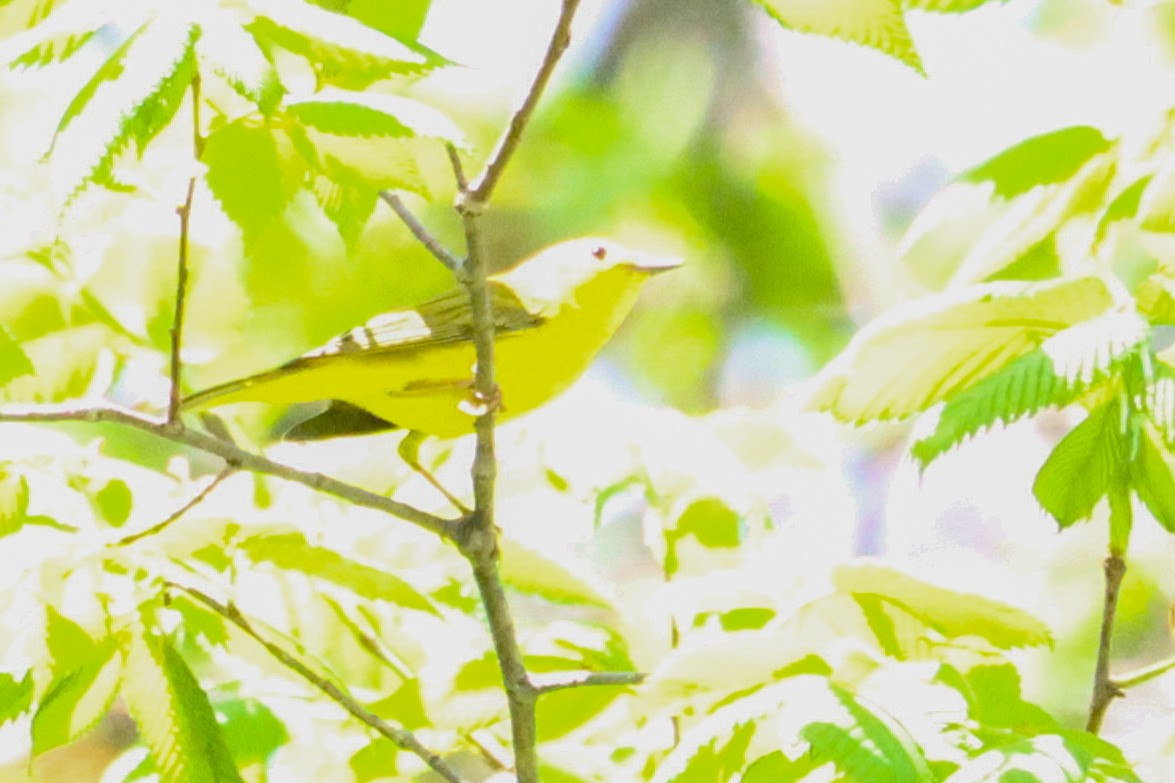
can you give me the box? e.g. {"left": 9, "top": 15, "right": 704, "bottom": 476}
{"left": 592, "top": 245, "right": 607, "bottom": 261}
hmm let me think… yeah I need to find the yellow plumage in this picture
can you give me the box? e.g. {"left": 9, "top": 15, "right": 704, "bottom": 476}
{"left": 182, "top": 238, "right": 679, "bottom": 438}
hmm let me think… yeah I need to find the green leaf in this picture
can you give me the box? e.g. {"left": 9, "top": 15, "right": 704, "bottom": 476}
{"left": 31, "top": 638, "right": 121, "bottom": 756}
{"left": 833, "top": 562, "right": 1053, "bottom": 649}
{"left": 1095, "top": 174, "right": 1151, "bottom": 247}
{"left": 801, "top": 682, "right": 934, "bottom": 783}
{"left": 122, "top": 625, "right": 245, "bottom": 783}
{"left": 95, "top": 479, "right": 133, "bottom": 528}
{"left": 238, "top": 531, "right": 438, "bottom": 615}
{"left": 1139, "top": 156, "right": 1175, "bottom": 232}
{"left": 215, "top": 696, "right": 289, "bottom": 766}
{"left": 0, "top": 324, "right": 116, "bottom": 403}
{"left": 335, "top": 0, "right": 432, "bottom": 41}
{"left": 912, "top": 309, "right": 1148, "bottom": 467}
{"left": 960, "top": 126, "right": 1112, "bottom": 200}
{"left": 196, "top": 8, "right": 285, "bottom": 114}
{"left": 1136, "top": 274, "right": 1175, "bottom": 324}
{"left": 0, "top": 2, "right": 106, "bottom": 70}
{"left": 1033, "top": 399, "right": 1126, "bottom": 528}
{"left": 246, "top": 1, "right": 434, "bottom": 89}
{"left": 674, "top": 497, "right": 744, "bottom": 548}
{"left": 0, "top": 670, "right": 34, "bottom": 725}
{"left": 286, "top": 89, "right": 463, "bottom": 143}
{"left": 952, "top": 145, "right": 1117, "bottom": 284}
{"left": 948, "top": 664, "right": 1057, "bottom": 732}
{"left": 0, "top": 323, "right": 36, "bottom": 386}
{"left": 903, "top": 0, "right": 1008, "bottom": 10}
{"left": 1144, "top": 358, "right": 1175, "bottom": 447}
{"left": 1130, "top": 424, "right": 1175, "bottom": 533}
{"left": 0, "top": 470, "right": 31, "bottom": 537}
{"left": 50, "top": 16, "right": 199, "bottom": 196}
{"left": 751, "top": 0, "right": 924, "bottom": 74}
{"left": 809, "top": 276, "right": 1118, "bottom": 423}
{"left": 202, "top": 117, "right": 306, "bottom": 238}
{"left": 498, "top": 535, "right": 611, "bottom": 608}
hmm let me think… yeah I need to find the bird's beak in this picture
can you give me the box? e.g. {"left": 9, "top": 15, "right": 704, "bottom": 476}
{"left": 629, "top": 253, "right": 683, "bottom": 275}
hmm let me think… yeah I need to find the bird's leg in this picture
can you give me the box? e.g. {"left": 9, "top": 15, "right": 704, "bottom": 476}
{"left": 398, "top": 430, "right": 469, "bottom": 514}
{"left": 458, "top": 383, "right": 504, "bottom": 417}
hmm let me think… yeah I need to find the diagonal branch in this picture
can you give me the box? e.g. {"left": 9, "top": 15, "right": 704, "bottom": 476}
{"left": 462, "top": 0, "right": 582, "bottom": 209}
{"left": 1086, "top": 552, "right": 1127, "bottom": 734}
{"left": 378, "top": 190, "right": 462, "bottom": 274}
{"left": 173, "top": 583, "right": 469, "bottom": 783}
{"left": 0, "top": 404, "right": 459, "bottom": 540}
{"left": 113, "top": 465, "right": 235, "bottom": 547}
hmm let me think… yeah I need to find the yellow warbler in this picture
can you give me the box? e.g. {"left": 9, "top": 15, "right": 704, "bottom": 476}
{"left": 182, "top": 238, "right": 680, "bottom": 440}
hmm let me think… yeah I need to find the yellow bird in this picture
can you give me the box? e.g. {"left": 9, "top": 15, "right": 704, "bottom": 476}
{"left": 183, "top": 238, "right": 679, "bottom": 454}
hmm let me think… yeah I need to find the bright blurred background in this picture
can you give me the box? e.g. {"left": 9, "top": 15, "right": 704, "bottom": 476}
{"left": 5, "top": 0, "right": 1175, "bottom": 779}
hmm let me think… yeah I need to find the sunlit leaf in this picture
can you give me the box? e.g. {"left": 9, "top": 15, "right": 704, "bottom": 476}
{"left": 31, "top": 638, "right": 121, "bottom": 756}
{"left": 1130, "top": 423, "right": 1175, "bottom": 533}
{"left": 809, "top": 276, "right": 1118, "bottom": 423}
{"left": 904, "top": 0, "right": 1008, "bottom": 10}
{"left": 1033, "top": 399, "right": 1126, "bottom": 527}
{"left": 196, "top": 7, "right": 285, "bottom": 114}
{"left": 95, "top": 478, "right": 132, "bottom": 527}
{"left": 122, "top": 624, "right": 244, "bottom": 783}
{"left": 912, "top": 309, "right": 1148, "bottom": 466}
{"left": 833, "top": 562, "right": 1053, "bottom": 649}
{"left": 216, "top": 695, "right": 289, "bottom": 767}
{"left": 751, "top": 0, "right": 924, "bottom": 74}
{"left": 202, "top": 117, "right": 306, "bottom": 237}
{"left": 960, "top": 126, "right": 1112, "bottom": 200}
{"left": 246, "top": 0, "right": 433, "bottom": 89}
{"left": 238, "top": 531, "right": 438, "bottom": 615}
{"left": 1095, "top": 174, "right": 1150, "bottom": 247}
{"left": 0, "top": 324, "right": 116, "bottom": 403}
{"left": 0, "top": 670, "right": 33, "bottom": 725}
{"left": 1136, "top": 274, "right": 1175, "bottom": 324}
{"left": 286, "top": 89, "right": 463, "bottom": 143}
{"left": 0, "top": 324, "right": 33, "bottom": 387}
{"left": 50, "top": 15, "right": 199, "bottom": 197}
{"left": 499, "top": 535, "right": 611, "bottom": 608}
{"left": 0, "top": 0, "right": 107, "bottom": 70}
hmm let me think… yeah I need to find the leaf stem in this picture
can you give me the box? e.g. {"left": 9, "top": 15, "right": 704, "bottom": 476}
{"left": 1086, "top": 552, "right": 1127, "bottom": 733}
{"left": 531, "top": 671, "right": 647, "bottom": 695}
{"left": 173, "top": 583, "right": 468, "bottom": 783}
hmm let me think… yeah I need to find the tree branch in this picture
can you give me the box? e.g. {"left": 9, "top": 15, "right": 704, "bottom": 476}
{"left": 378, "top": 190, "right": 462, "bottom": 274}
{"left": 532, "top": 671, "right": 646, "bottom": 695}
{"left": 113, "top": 465, "right": 235, "bottom": 547}
{"left": 462, "top": 0, "right": 582, "bottom": 208}
{"left": 168, "top": 71, "right": 203, "bottom": 423}
{"left": 173, "top": 583, "right": 469, "bottom": 783}
{"left": 1086, "top": 553, "right": 1127, "bottom": 734}
{"left": 0, "top": 404, "right": 459, "bottom": 540}
{"left": 447, "top": 4, "right": 586, "bottom": 780}
{"left": 1113, "top": 654, "right": 1175, "bottom": 690}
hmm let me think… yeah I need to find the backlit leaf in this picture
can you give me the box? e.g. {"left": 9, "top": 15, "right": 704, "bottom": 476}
{"left": 202, "top": 117, "right": 306, "bottom": 237}
{"left": 499, "top": 535, "right": 611, "bottom": 608}
{"left": 809, "top": 276, "right": 1118, "bottom": 423}
{"left": 960, "top": 126, "right": 1112, "bottom": 200}
{"left": 912, "top": 308, "right": 1148, "bottom": 467}
{"left": 196, "top": 7, "right": 284, "bottom": 114}
{"left": 751, "top": 0, "right": 924, "bottom": 74}
{"left": 1130, "top": 424, "right": 1175, "bottom": 533}
{"left": 1033, "top": 399, "right": 1126, "bottom": 527}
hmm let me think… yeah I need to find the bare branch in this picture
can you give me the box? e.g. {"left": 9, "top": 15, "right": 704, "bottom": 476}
{"left": 532, "top": 671, "right": 646, "bottom": 695}
{"left": 462, "top": 0, "right": 582, "bottom": 208}
{"left": 174, "top": 583, "right": 469, "bottom": 783}
{"left": 1086, "top": 553, "right": 1127, "bottom": 734}
{"left": 113, "top": 465, "right": 235, "bottom": 546}
{"left": 378, "top": 190, "right": 462, "bottom": 274}
{"left": 1114, "top": 655, "right": 1175, "bottom": 690}
{"left": 446, "top": 143, "right": 468, "bottom": 192}
{"left": 0, "top": 404, "right": 459, "bottom": 540}
{"left": 168, "top": 72, "right": 203, "bottom": 423}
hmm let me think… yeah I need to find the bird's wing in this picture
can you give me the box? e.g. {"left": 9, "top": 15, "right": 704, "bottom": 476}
{"left": 286, "top": 281, "right": 543, "bottom": 368}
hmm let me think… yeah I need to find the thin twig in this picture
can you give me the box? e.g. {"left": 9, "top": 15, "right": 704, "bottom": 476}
{"left": 462, "top": 0, "right": 582, "bottom": 208}
{"left": 1086, "top": 553, "right": 1127, "bottom": 733}
{"left": 446, "top": 143, "right": 468, "bottom": 192}
{"left": 113, "top": 465, "right": 235, "bottom": 546}
{"left": 0, "top": 404, "right": 459, "bottom": 539}
{"left": 531, "top": 671, "right": 646, "bottom": 695}
{"left": 378, "top": 190, "right": 462, "bottom": 274}
{"left": 1113, "top": 654, "right": 1175, "bottom": 690}
{"left": 173, "top": 584, "right": 468, "bottom": 783}
{"left": 168, "top": 72, "right": 203, "bottom": 423}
